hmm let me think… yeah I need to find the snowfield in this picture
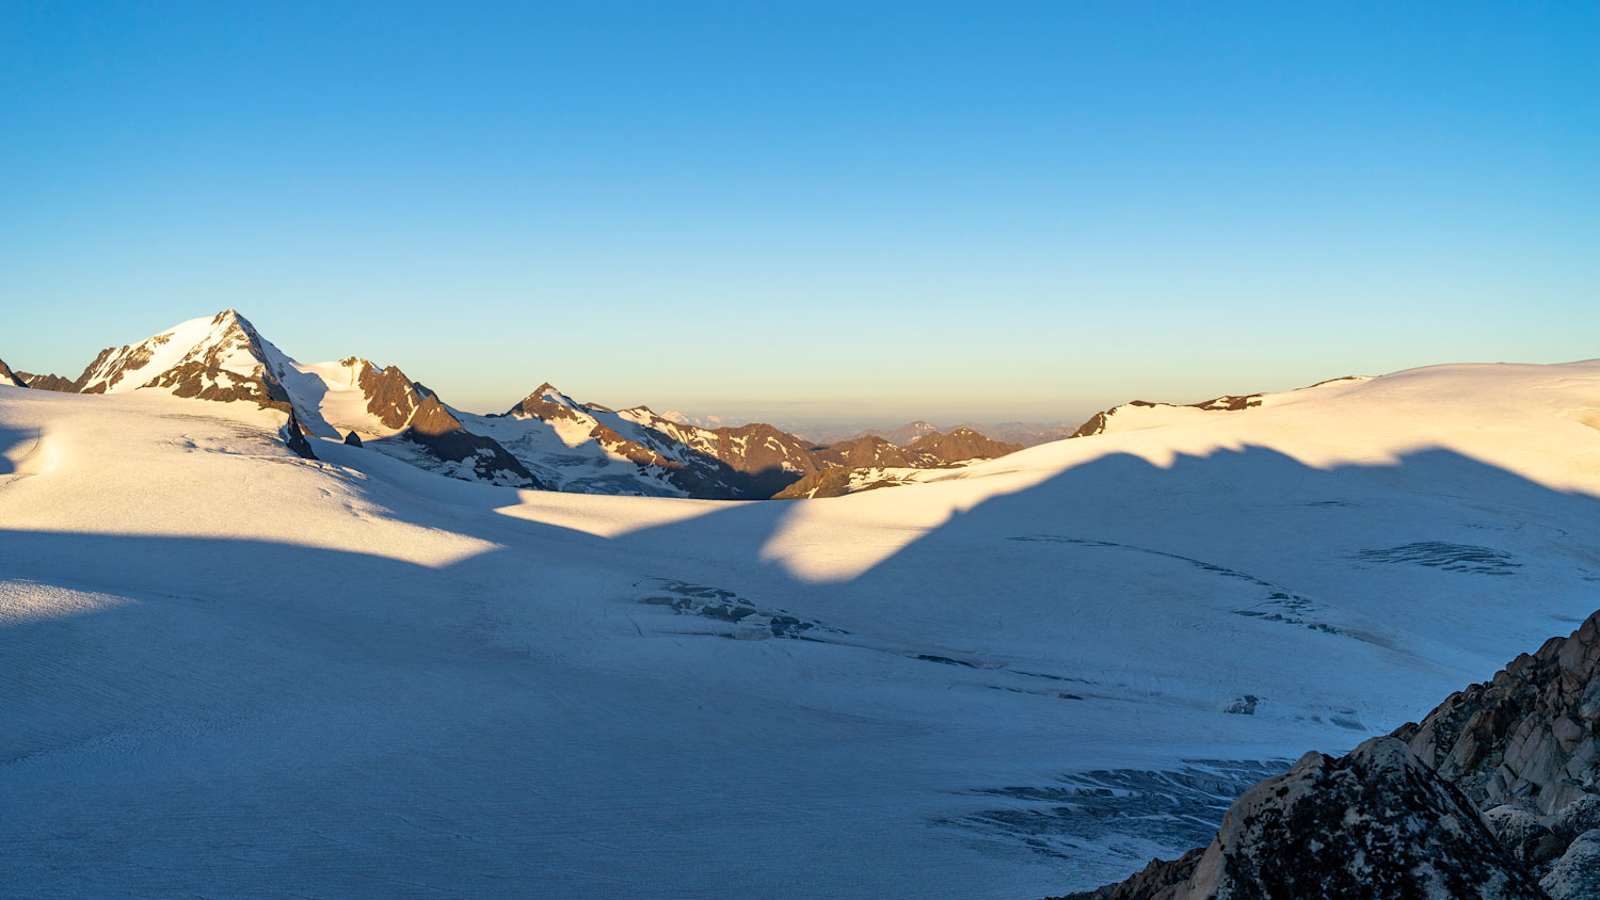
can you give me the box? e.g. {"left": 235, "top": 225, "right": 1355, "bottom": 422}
{"left": 4, "top": 360, "right": 1600, "bottom": 898}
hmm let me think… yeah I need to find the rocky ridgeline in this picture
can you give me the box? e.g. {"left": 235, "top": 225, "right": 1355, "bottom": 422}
{"left": 1060, "top": 611, "right": 1600, "bottom": 900}
{"left": 0, "top": 356, "right": 25, "bottom": 387}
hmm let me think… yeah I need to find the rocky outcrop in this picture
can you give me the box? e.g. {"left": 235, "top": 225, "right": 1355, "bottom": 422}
{"left": 1190, "top": 738, "right": 1544, "bottom": 899}
{"left": 1396, "top": 613, "right": 1600, "bottom": 815}
{"left": 1061, "top": 738, "right": 1546, "bottom": 900}
{"left": 343, "top": 431, "right": 363, "bottom": 447}
{"left": 1064, "top": 611, "right": 1600, "bottom": 900}
{"left": 1070, "top": 411, "right": 1111, "bottom": 438}
{"left": 1069, "top": 394, "right": 1264, "bottom": 439}
{"left": 0, "top": 356, "right": 25, "bottom": 387}
{"left": 15, "top": 372, "right": 79, "bottom": 392}
{"left": 1069, "top": 378, "right": 1365, "bottom": 440}
{"left": 280, "top": 410, "right": 317, "bottom": 460}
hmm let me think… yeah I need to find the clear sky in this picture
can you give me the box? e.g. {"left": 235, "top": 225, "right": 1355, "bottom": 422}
{"left": 3, "top": 2, "right": 1595, "bottom": 426}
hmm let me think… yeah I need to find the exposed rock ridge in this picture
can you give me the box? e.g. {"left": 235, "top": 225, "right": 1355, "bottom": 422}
{"left": 1069, "top": 376, "right": 1367, "bottom": 439}
{"left": 1069, "top": 393, "right": 1264, "bottom": 438}
{"left": 356, "top": 360, "right": 427, "bottom": 430}
{"left": 15, "top": 372, "right": 78, "bottom": 392}
{"left": 0, "top": 356, "right": 25, "bottom": 387}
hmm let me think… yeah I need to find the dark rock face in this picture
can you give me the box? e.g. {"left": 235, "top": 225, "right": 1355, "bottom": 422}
{"left": 1071, "top": 411, "right": 1110, "bottom": 438}
{"left": 703, "top": 422, "right": 820, "bottom": 494}
{"left": 405, "top": 395, "right": 545, "bottom": 489}
{"left": 356, "top": 360, "right": 426, "bottom": 430}
{"left": 588, "top": 422, "right": 674, "bottom": 470}
{"left": 1189, "top": 738, "right": 1545, "bottom": 899}
{"left": 279, "top": 410, "right": 317, "bottom": 460}
{"left": 1062, "top": 739, "right": 1546, "bottom": 900}
{"left": 348, "top": 359, "right": 541, "bottom": 487}
{"left": 0, "top": 356, "right": 25, "bottom": 388}
{"left": 144, "top": 360, "right": 293, "bottom": 413}
{"left": 1396, "top": 614, "right": 1600, "bottom": 816}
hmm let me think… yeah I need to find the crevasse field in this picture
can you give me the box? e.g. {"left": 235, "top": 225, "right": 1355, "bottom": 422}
{"left": 4, "top": 361, "right": 1600, "bottom": 898}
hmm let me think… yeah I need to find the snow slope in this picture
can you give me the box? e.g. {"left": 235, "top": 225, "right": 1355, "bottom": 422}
{"left": 3, "top": 359, "right": 1600, "bottom": 898}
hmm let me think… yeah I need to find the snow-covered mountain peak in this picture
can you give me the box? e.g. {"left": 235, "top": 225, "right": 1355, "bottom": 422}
{"left": 73, "top": 309, "right": 298, "bottom": 415}
{"left": 20, "top": 311, "right": 1025, "bottom": 500}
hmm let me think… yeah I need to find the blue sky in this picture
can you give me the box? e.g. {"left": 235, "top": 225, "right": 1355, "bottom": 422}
{"left": 3, "top": 2, "right": 1595, "bottom": 425}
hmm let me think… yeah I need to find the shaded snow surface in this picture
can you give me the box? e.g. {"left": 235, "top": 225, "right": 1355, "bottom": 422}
{"left": 3, "top": 358, "right": 1600, "bottom": 897}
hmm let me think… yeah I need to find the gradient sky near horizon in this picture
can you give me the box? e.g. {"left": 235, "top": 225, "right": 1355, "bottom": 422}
{"left": 3, "top": 2, "right": 1596, "bottom": 426}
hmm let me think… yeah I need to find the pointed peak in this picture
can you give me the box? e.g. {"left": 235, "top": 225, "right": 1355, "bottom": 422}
{"left": 211, "top": 308, "right": 250, "bottom": 328}
{"left": 0, "top": 355, "right": 24, "bottom": 388}
{"left": 505, "top": 382, "right": 586, "bottom": 421}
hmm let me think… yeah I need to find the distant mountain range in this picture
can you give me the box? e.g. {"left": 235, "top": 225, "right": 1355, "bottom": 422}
{"left": 792, "top": 419, "right": 1077, "bottom": 449}
{"left": 0, "top": 310, "right": 1028, "bottom": 500}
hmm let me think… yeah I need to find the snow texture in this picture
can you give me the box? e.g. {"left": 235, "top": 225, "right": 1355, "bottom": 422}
{"left": 3, "top": 356, "right": 1600, "bottom": 897}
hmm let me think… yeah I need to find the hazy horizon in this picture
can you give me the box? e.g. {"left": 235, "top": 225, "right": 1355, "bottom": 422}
{"left": 11, "top": 303, "right": 1600, "bottom": 430}
{"left": 6, "top": 3, "right": 1596, "bottom": 425}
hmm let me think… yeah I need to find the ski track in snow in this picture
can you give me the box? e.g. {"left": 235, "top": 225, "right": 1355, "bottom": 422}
{"left": 3, "top": 357, "right": 1600, "bottom": 898}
